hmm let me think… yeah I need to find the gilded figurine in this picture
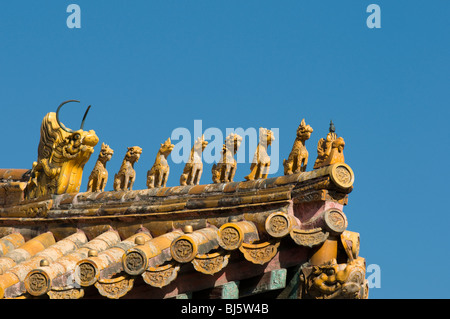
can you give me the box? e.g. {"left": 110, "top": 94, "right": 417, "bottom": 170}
{"left": 24, "top": 100, "right": 99, "bottom": 199}
{"left": 180, "top": 135, "right": 208, "bottom": 186}
{"left": 283, "top": 118, "right": 313, "bottom": 175}
{"left": 113, "top": 146, "right": 142, "bottom": 191}
{"left": 211, "top": 133, "right": 242, "bottom": 183}
{"left": 244, "top": 128, "right": 275, "bottom": 181}
{"left": 313, "top": 120, "right": 345, "bottom": 169}
{"left": 146, "top": 138, "right": 174, "bottom": 188}
{"left": 86, "top": 143, "right": 114, "bottom": 192}
{"left": 299, "top": 257, "right": 368, "bottom": 299}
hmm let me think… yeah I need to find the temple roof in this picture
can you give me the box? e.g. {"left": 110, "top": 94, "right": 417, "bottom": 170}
{"left": 0, "top": 212, "right": 356, "bottom": 299}
{"left": 0, "top": 163, "right": 363, "bottom": 299}
{"left": 0, "top": 113, "right": 368, "bottom": 299}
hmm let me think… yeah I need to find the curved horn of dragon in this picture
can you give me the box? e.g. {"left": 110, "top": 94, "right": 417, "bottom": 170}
{"left": 80, "top": 105, "right": 91, "bottom": 130}
{"left": 56, "top": 99, "right": 80, "bottom": 133}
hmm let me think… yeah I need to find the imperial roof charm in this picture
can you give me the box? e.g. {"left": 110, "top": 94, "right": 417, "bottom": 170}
{"left": 0, "top": 110, "right": 367, "bottom": 299}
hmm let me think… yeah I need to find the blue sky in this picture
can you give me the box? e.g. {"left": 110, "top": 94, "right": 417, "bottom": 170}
{"left": 0, "top": 1, "right": 448, "bottom": 298}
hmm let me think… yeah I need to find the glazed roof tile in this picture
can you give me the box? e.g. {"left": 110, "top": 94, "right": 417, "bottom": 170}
{"left": 0, "top": 205, "right": 348, "bottom": 299}
{"left": 0, "top": 233, "right": 25, "bottom": 257}
{"left": 0, "top": 163, "right": 357, "bottom": 299}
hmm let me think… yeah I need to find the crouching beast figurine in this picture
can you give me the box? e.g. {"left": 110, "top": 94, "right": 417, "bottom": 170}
{"left": 147, "top": 138, "right": 174, "bottom": 188}
{"left": 113, "top": 146, "right": 142, "bottom": 191}
{"left": 87, "top": 143, "right": 114, "bottom": 192}
{"left": 24, "top": 100, "right": 99, "bottom": 199}
{"left": 298, "top": 257, "right": 368, "bottom": 299}
{"left": 180, "top": 135, "right": 208, "bottom": 186}
{"left": 244, "top": 128, "right": 275, "bottom": 181}
{"left": 283, "top": 118, "right": 313, "bottom": 175}
{"left": 211, "top": 133, "right": 242, "bottom": 183}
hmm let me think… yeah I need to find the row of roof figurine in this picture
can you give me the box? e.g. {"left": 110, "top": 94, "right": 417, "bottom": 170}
{"left": 88, "top": 118, "right": 345, "bottom": 193}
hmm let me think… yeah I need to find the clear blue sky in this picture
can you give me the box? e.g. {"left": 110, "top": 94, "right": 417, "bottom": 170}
{"left": 0, "top": 1, "right": 448, "bottom": 299}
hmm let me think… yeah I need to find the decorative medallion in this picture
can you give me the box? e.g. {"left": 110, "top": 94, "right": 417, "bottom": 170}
{"left": 239, "top": 241, "right": 280, "bottom": 265}
{"left": 142, "top": 262, "right": 180, "bottom": 288}
{"left": 95, "top": 275, "right": 134, "bottom": 299}
{"left": 218, "top": 221, "right": 259, "bottom": 251}
{"left": 123, "top": 250, "right": 146, "bottom": 275}
{"left": 324, "top": 209, "right": 348, "bottom": 235}
{"left": 171, "top": 238, "right": 195, "bottom": 263}
{"left": 218, "top": 226, "right": 241, "bottom": 250}
{"left": 192, "top": 251, "right": 230, "bottom": 275}
{"left": 330, "top": 163, "right": 354, "bottom": 189}
{"left": 268, "top": 215, "right": 288, "bottom": 233}
{"left": 290, "top": 227, "right": 329, "bottom": 247}
{"left": 25, "top": 271, "right": 49, "bottom": 296}
{"left": 77, "top": 262, "right": 97, "bottom": 287}
{"left": 265, "top": 212, "right": 297, "bottom": 238}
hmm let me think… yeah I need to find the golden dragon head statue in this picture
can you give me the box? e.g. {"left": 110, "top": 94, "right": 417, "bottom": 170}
{"left": 25, "top": 100, "right": 99, "bottom": 199}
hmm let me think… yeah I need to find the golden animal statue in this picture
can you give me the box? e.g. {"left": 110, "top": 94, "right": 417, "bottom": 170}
{"left": 297, "top": 231, "right": 368, "bottom": 299}
{"left": 211, "top": 133, "right": 242, "bottom": 183}
{"left": 283, "top": 118, "right": 313, "bottom": 175}
{"left": 86, "top": 143, "right": 114, "bottom": 192}
{"left": 313, "top": 120, "right": 345, "bottom": 169}
{"left": 180, "top": 135, "right": 208, "bottom": 186}
{"left": 244, "top": 128, "right": 275, "bottom": 181}
{"left": 24, "top": 100, "right": 99, "bottom": 199}
{"left": 299, "top": 257, "right": 368, "bottom": 299}
{"left": 146, "top": 138, "right": 174, "bottom": 189}
{"left": 113, "top": 146, "right": 142, "bottom": 191}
